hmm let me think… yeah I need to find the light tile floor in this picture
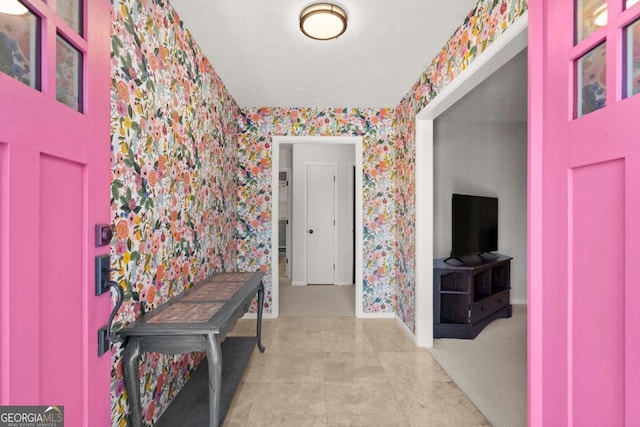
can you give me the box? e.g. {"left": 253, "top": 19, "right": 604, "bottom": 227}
{"left": 224, "top": 317, "right": 489, "bottom": 426}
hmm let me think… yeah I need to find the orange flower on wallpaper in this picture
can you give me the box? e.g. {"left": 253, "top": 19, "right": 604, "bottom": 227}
{"left": 462, "top": 29, "right": 470, "bottom": 46}
{"left": 156, "top": 263, "right": 165, "bottom": 283}
{"left": 115, "top": 219, "right": 129, "bottom": 240}
{"left": 116, "top": 80, "right": 129, "bottom": 101}
{"left": 158, "top": 155, "right": 167, "bottom": 173}
{"left": 146, "top": 285, "right": 156, "bottom": 304}
{"left": 147, "top": 169, "right": 158, "bottom": 187}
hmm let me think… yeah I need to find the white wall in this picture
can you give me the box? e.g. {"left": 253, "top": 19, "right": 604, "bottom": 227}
{"left": 291, "top": 144, "right": 355, "bottom": 285}
{"left": 433, "top": 121, "right": 527, "bottom": 303}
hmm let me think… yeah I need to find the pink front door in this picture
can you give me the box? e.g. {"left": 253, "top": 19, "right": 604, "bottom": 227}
{"left": 529, "top": 0, "right": 640, "bottom": 425}
{"left": 0, "top": 0, "right": 111, "bottom": 425}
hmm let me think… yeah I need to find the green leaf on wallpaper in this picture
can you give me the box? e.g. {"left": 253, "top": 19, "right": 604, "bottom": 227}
{"left": 112, "top": 37, "right": 123, "bottom": 57}
{"left": 146, "top": 79, "right": 155, "bottom": 93}
{"left": 123, "top": 156, "right": 134, "bottom": 168}
{"left": 125, "top": 15, "right": 138, "bottom": 46}
{"left": 138, "top": 180, "right": 147, "bottom": 196}
{"left": 131, "top": 121, "right": 141, "bottom": 136}
{"left": 122, "top": 52, "right": 132, "bottom": 70}
{"left": 130, "top": 251, "right": 140, "bottom": 262}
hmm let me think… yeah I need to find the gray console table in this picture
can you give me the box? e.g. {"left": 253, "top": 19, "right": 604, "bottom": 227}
{"left": 118, "top": 271, "right": 265, "bottom": 427}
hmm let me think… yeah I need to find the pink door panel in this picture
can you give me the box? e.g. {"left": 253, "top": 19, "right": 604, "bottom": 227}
{"left": 529, "top": 0, "right": 640, "bottom": 425}
{"left": 0, "top": 0, "right": 111, "bottom": 424}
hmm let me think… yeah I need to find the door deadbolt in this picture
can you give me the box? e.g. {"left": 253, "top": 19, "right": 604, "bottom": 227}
{"left": 95, "top": 224, "right": 113, "bottom": 247}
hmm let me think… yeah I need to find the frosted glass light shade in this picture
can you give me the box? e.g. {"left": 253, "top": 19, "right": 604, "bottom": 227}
{"left": 300, "top": 3, "right": 347, "bottom": 40}
{"left": 0, "top": 0, "right": 29, "bottom": 15}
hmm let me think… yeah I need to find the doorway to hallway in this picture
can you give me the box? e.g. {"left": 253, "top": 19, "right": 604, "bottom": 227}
{"left": 271, "top": 136, "right": 363, "bottom": 317}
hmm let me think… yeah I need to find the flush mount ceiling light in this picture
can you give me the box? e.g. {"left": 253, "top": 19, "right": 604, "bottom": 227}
{"left": 300, "top": 3, "right": 348, "bottom": 40}
{"left": 0, "top": 0, "right": 29, "bottom": 15}
{"left": 593, "top": 0, "right": 640, "bottom": 26}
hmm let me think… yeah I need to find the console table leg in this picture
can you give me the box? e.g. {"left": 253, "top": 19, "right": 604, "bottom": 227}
{"left": 256, "top": 281, "right": 265, "bottom": 353}
{"left": 123, "top": 338, "right": 143, "bottom": 427}
{"left": 205, "top": 333, "right": 222, "bottom": 427}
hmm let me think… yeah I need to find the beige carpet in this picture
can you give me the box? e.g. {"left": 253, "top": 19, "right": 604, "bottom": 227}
{"left": 278, "top": 277, "right": 355, "bottom": 317}
{"left": 428, "top": 304, "right": 527, "bottom": 427}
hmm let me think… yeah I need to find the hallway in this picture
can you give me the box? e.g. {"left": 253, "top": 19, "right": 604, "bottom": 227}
{"left": 222, "top": 317, "right": 489, "bottom": 426}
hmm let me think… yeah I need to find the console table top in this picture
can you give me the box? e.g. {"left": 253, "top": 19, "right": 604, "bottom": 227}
{"left": 118, "top": 271, "right": 264, "bottom": 337}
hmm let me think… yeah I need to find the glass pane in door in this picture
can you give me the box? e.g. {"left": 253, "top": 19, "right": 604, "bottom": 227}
{"left": 576, "top": 43, "right": 607, "bottom": 117}
{"left": 576, "top": 0, "right": 607, "bottom": 42}
{"left": 0, "top": 1, "right": 40, "bottom": 89}
{"left": 625, "top": 19, "right": 640, "bottom": 97}
{"left": 57, "top": 0, "right": 82, "bottom": 35}
{"left": 56, "top": 34, "right": 83, "bottom": 112}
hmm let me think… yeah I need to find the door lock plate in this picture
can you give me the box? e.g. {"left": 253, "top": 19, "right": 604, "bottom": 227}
{"left": 95, "top": 254, "right": 111, "bottom": 296}
{"left": 98, "top": 326, "right": 109, "bottom": 357}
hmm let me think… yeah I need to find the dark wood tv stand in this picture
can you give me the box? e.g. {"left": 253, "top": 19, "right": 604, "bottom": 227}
{"left": 433, "top": 253, "right": 512, "bottom": 339}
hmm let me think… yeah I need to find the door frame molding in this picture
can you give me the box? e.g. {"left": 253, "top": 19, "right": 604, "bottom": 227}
{"left": 277, "top": 167, "right": 293, "bottom": 278}
{"left": 413, "top": 13, "right": 528, "bottom": 348}
{"left": 271, "top": 136, "right": 364, "bottom": 317}
{"left": 304, "top": 161, "right": 338, "bottom": 285}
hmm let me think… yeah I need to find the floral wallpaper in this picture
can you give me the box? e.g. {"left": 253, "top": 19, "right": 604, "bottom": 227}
{"left": 238, "top": 108, "right": 396, "bottom": 315}
{"left": 394, "top": 0, "right": 528, "bottom": 333}
{"left": 109, "top": 0, "right": 240, "bottom": 425}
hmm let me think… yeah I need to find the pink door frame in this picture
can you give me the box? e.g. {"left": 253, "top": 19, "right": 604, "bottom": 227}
{"left": 0, "top": 0, "right": 111, "bottom": 424}
{"left": 528, "top": 0, "right": 640, "bottom": 424}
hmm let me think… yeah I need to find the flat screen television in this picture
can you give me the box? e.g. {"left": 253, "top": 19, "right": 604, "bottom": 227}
{"left": 450, "top": 194, "right": 498, "bottom": 258}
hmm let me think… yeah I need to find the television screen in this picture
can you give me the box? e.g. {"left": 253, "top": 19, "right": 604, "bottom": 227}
{"left": 451, "top": 194, "right": 498, "bottom": 258}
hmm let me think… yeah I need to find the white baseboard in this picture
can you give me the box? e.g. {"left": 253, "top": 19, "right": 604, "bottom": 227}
{"left": 242, "top": 312, "right": 278, "bottom": 319}
{"left": 335, "top": 281, "right": 354, "bottom": 286}
{"left": 291, "top": 281, "right": 306, "bottom": 286}
{"left": 356, "top": 312, "right": 395, "bottom": 319}
{"left": 511, "top": 299, "right": 527, "bottom": 305}
{"left": 395, "top": 314, "right": 417, "bottom": 343}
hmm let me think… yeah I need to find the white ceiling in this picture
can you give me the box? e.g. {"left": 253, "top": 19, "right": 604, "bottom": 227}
{"left": 169, "top": 0, "right": 478, "bottom": 108}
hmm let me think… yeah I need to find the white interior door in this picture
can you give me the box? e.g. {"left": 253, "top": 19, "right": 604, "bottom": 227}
{"left": 306, "top": 163, "right": 336, "bottom": 284}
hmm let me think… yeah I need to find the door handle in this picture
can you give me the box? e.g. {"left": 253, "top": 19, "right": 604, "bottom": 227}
{"left": 97, "top": 271, "right": 125, "bottom": 357}
{"left": 308, "top": 229, "right": 314, "bottom": 234}
{"left": 96, "top": 256, "right": 125, "bottom": 343}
